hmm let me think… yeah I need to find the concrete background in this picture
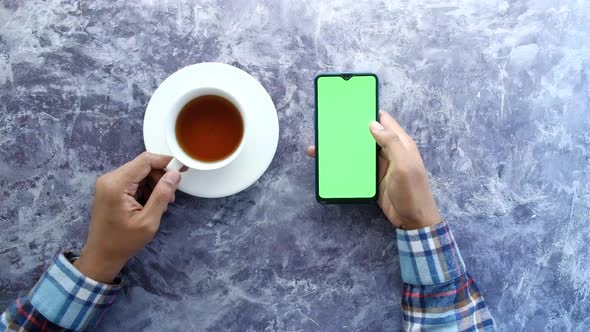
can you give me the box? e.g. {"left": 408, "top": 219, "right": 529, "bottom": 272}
{"left": 1, "top": 1, "right": 589, "bottom": 330}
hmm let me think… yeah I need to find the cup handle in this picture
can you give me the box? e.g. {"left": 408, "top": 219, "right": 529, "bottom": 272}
{"left": 165, "top": 158, "right": 184, "bottom": 172}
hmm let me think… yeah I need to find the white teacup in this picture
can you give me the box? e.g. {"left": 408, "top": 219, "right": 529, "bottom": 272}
{"left": 165, "top": 87, "right": 246, "bottom": 171}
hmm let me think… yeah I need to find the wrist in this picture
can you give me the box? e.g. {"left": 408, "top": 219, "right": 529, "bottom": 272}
{"left": 73, "top": 250, "right": 126, "bottom": 284}
{"left": 399, "top": 210, "right": 442, "bottom": 230}
{"left": 401, "top": 220, "right": 441, "bottom": 230}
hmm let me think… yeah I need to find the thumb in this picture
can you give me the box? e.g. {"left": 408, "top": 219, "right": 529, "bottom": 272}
{"left": 369, "top": 121, "right": 404, "bottom": 162}
{"left": 143, "top": 170, "right": 181, "bottom": 220}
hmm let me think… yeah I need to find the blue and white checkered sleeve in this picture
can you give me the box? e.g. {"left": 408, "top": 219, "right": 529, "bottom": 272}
{"left": 396, "top": 221, "right": 495, "bottom": 331}
{"left": 396, "top": 220, "right": 466, "bottom": 285}
{"left": 28, "top": 252, "right": 123, "bottom": 331}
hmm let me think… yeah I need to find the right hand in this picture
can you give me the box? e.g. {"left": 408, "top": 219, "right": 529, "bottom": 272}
{"left": 74, "top": 152, "right": 180, "bottom": 283}
{"left": 308, "top": 111, "right": 441, "bottom": 230}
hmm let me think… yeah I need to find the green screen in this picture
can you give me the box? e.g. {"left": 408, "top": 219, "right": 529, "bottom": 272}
{"left": 317, "top": 75, "right": 377, "bottom": 199}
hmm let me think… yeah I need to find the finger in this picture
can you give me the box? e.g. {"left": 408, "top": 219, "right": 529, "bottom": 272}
{"left": 306, "top": 146, "right": 316, "bottom": 158}
{"left": 379, "top": 111, "right": 410, "bottom": 141}
{"left": 142, "top": 170, "right": 181, "bottom": 221}
{"left": 119, "top": 152, "right": 173, "bottom": 184}
{"left": 369, "top": 121, "right": 406, "bottom": 162}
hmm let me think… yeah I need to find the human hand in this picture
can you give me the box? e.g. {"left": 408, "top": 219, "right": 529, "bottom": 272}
{"left": 74, "top": 152, "right": 181, "bottom": 283}
{"left": 308, "top": 111, "right": 441, "bottom": 230}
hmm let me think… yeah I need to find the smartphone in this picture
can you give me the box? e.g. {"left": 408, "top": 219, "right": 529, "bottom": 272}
{"left": 315, "top": 73, "right": 378, "bottom": 203}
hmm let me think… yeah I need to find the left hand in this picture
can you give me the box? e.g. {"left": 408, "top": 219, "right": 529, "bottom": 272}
{"left": 74, "top": 152, "right": 180, "bottom": 283}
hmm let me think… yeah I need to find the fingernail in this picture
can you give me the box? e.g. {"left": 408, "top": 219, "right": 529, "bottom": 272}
{"left": 164, "top": 170, "right": 181, "bottom": 186}
{"left": 370, "top": 121, "right": 384, "bottom": 132}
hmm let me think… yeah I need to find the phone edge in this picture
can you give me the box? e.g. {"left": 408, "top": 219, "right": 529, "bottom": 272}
{"left": 314, "top": 72, "right": 379, "bottom": 204}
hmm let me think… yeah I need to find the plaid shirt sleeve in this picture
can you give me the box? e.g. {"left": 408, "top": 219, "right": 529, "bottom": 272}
{"left": 1, "top": 253, "right": 122, "bottom": 332}
{"left": 397, "top": 220, "right": 496, "bottom": 331}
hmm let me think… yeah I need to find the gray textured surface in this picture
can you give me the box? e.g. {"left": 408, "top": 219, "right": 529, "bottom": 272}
{"left": 1, "top": 0, "right": 589, "bottom": 331}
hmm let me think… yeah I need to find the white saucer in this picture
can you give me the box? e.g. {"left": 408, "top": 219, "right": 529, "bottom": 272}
{"left": 143, "top": 63, "right": 279, "bottom": 198}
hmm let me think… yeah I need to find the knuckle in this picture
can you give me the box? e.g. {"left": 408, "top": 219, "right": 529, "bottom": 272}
{"left": 132, "top": 219, "right": 157, "bottom": 237}
{"left": 395, "top": 163, "right": 421, "bottom": 179}
{"left": 394, "top": 164, "right": 411, "bottom": 177}
{"left": 141, "top": 221, "right": 159, "bottom": 235}
{"left": 138, "top": 213, "right": 160, "bottom": 233}
{"left": 382, "top": 131, "right": 401, "bottom": 144}
{"left": 95, "top": 174, "right": 114, "bottom": 192}
{"left": 162, "top": 179, "right": 176, "bottom": 192}
{"left": 405, "top": 164, "right": 427, "bottom": 181}
{"left": 154, "top": 186, "right": 173, "bottom": 202}
{"left": 381, "top": 131, "right": 402, "bottom": 149}
{"left": 388, "top": 131, "right": 402, "bottom": 142}
{"left": 138, "top": 151, "right": 153, "bottom": 164}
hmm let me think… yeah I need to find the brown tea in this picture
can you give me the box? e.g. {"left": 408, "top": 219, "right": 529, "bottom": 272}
{"left": 175, "top": 95, "right": 244, "bottom": 162}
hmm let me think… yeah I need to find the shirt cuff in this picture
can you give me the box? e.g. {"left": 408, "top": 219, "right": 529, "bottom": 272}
{"left": 396, "top": 220, "right": 466, "bottom": 285}
{"left": 28, "top": 252, "right": 123, "bottom": 331}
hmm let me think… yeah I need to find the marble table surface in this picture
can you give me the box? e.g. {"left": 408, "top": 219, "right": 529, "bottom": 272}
{"left": 1, "top": 1, "right": 589, "bottom": 331}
